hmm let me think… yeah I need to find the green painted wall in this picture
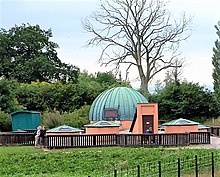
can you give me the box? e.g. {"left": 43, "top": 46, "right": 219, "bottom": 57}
{"left": 11, "top": 110, "right": 40, "bottom": 131}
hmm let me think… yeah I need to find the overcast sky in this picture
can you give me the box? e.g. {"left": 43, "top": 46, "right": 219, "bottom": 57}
{"left": 0, "top": 0, "right": 219, "bottom": 91}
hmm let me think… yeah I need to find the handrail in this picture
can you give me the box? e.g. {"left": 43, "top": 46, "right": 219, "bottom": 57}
{"left": 0, "top": 132, "right": 210, "bottom": 148}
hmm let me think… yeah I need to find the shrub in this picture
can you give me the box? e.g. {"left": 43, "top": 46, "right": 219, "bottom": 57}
{"left": 41, "top": 110, "right": 62, "bottom": 129}
{"left": 62, "top": 105, "right": 90, "bottom": 128}
{"left": 0, "top": 110, "right": 12, "bottom": 131}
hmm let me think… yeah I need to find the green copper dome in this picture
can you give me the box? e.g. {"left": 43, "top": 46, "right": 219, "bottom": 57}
{"left": 89, "top": 87, "right": 148, "bottom": 121}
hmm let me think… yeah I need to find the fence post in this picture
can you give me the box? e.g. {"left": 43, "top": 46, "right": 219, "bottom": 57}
{"left": 218, "top": 127, "right": 220, "bottom": 136}
{"left": 176, "top": 134, "right": 178, "bottom": 145}
{"left": 212, "top": 152, "right": 215, "bottom": 177}
{"left": 140, "top": 135, "right": 143, "bottom": 145}
{"left": 124, "top": 135, "right": 127, "bottom": 146}
{"left": 114, "top": 169, "right": 117, "bottom": 177}
{"left": 137, "top": 165, "right": 140, "bottom": 177}
{"left": 2, "top": 134, "right": 6, "bottom": 145}
{"left": 158, "top": 134, "right": 162, "bottom": 145}
{"left": 195, "top": 155, "right": 198, "bottom": 177}
{"left": 178, "top": 158, "right": 180, "bottom": 177}
{"left": 208, "top": 132, "right": 211, "bottom": 144}
{"left": 158, "top": 161, "right": 161, "bottom": 177}
{"left": 70, "top": 136, "right": 73, "bottom": 147}
{"left": 93, "top": 135, "right": 96, "bottom": 146}
{"left": 187, "top": 132, "right": 190, "bottom": 145}
{"left": 45, "top": 136, "right": 48, "bottom": 148}
{"left": 115, "top": 134, "right": 118, "bottom": 145}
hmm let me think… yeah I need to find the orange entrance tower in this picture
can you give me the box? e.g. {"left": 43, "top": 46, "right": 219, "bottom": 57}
{"left": 131, "top": 103, "right": 158, "bottom": 134}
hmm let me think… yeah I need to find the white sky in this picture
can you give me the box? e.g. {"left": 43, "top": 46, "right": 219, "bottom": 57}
{"left": 0, "top": 0, "right": 219, "bottom": 91}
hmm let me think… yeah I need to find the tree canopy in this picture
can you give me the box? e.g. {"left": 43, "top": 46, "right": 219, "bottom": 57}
{"left": 212, "top": 22, "right": 220, "bottom": 93}
{"left": 149, "top": 82, "right": 217, "bottom": 122}
{"left": 83, "top": 0, "right": 192, "bottom": 96}
{"left": 0, "top": 24, "right": 78, "bottom": 83}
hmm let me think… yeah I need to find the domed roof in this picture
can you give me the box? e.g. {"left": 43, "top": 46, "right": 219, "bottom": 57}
{"left": 89, "top": 86, "right": 148, "bottom": 121}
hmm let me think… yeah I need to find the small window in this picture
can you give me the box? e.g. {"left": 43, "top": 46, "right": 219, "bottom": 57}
{"left": 104, "top": 109, "right": 118, "bottom": 119}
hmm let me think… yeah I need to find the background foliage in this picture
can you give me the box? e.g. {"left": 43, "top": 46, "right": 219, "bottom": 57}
{"left": 0, "top": 23, "right": 219, "bottom": 131}
{"left": 149, "top": 82, "right": 219, "bottom": 122}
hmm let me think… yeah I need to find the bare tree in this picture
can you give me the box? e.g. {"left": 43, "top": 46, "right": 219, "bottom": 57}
{"left": 82, "top": 0, "right": 192, "bottom": 97}
{"left": 164, "top": 59, "right": 184, "bottom": 85}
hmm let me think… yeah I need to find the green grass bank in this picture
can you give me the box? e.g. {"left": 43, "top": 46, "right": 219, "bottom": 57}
{"left": 0, "top": 146, "right": 219, "bottom": 177}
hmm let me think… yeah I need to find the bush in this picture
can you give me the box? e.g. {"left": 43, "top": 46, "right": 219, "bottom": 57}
{"left": 0, "top": 110, "right": 12, "bottom": 132}
{"left": 41, "top": 110, "right": 62, "bottom": 129}
{"left": 41, "top": 106, "right": 90, "bottom": 130}
{"left": 62, "top": 105, "right": 90, "bottom": 128}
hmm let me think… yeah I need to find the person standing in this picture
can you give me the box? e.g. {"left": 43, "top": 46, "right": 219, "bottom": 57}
{"left": 34, "top": 126, "right": 41, "bottom": 147}
{"left": 145, "top": 126, "right": 153, "bottom": 134}
{"left": 39, "top": 125, "right": 46, "bottom": 147}
{"left": 145, "top": 126, "right": 153, "bottom": 144}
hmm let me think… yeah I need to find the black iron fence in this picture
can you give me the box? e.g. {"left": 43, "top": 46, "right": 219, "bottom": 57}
{"left": 96, "top": 152, "right": 220, "bottom": 177}
{"left": 0, "top": 132, "right": 210, "bottom": 148}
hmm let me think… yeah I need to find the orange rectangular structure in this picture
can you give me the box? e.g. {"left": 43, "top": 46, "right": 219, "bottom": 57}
{"left": 164, "top": 125, "right": 198, "bottom": 133}
{"left": 132, "top": 103, "right": 158, "bottom": 134}
{"left": 85, "top": 127, "right": 120, "bottom": 134}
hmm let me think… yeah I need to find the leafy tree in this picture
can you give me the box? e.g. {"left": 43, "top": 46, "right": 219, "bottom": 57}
{"left": 83, "top": 0, "right": 192, "bottom": 96}
{"left": 17, "top": 82, "right": 50, "bottom": 112}
{"left": 41, "top": 106, "right": 90, "bottom": 129}
{"left": 0, "top": 79, "right": 23, "bottom": 113}
{"left": 62, "top": 105, "right": 90, "bottom": 128}
{"left": 0, "top": 30, "right": 14, "bottom": 79}
{"left": 212, "top": 21, "right": 220, "bottom": 91}
{"left": 17, "top": 81, "right": 79, "bottom": 112}
{"left": 95, "top": 71, "right": 131, "bottom": 88}
{"left": 149, "top": 82, "right": 215, "bottom": 122}
{"left": 0, "top": 110, "right": 12, "bottom": 131}
{"left": 76, "top": 71, "right": 104, "bottom": 106}
{"left": 95, "top": 71, "right": 118, "bottom": 87}
{"left": 212, "top": 21, "right": 220, "bottom": 110}
{"left": 41, "top": 110, "right": 62, "bottom": 129}
{"left": 0, "top": 24, "right": 78, "bottom": 83}
{"left": 16, "top": 71, "right": 123, "bottom": 113}
{"left": 76, "top": 71, "right": 130, "bottom": 107}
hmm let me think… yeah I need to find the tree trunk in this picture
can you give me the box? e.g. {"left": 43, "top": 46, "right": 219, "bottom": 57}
{"left": 137, "top": 65, "right": 149, "bottom": 98}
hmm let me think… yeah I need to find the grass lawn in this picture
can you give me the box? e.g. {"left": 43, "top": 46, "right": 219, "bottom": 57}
{"left": 0, "top": 146, "right": 219, "bottom": 177}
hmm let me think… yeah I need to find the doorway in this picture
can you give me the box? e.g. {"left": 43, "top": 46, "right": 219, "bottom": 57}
{"left": 142, "top": 115, "right": 154, "bottom": 133}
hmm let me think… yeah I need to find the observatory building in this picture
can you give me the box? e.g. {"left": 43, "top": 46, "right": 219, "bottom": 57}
{"left": 88, "top": 86, "right": 158, "bottom": 134}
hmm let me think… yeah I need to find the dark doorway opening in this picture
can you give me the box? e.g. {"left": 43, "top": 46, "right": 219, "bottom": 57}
{"left": 142, "top": 115, "right": 154, "bottom": 133}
